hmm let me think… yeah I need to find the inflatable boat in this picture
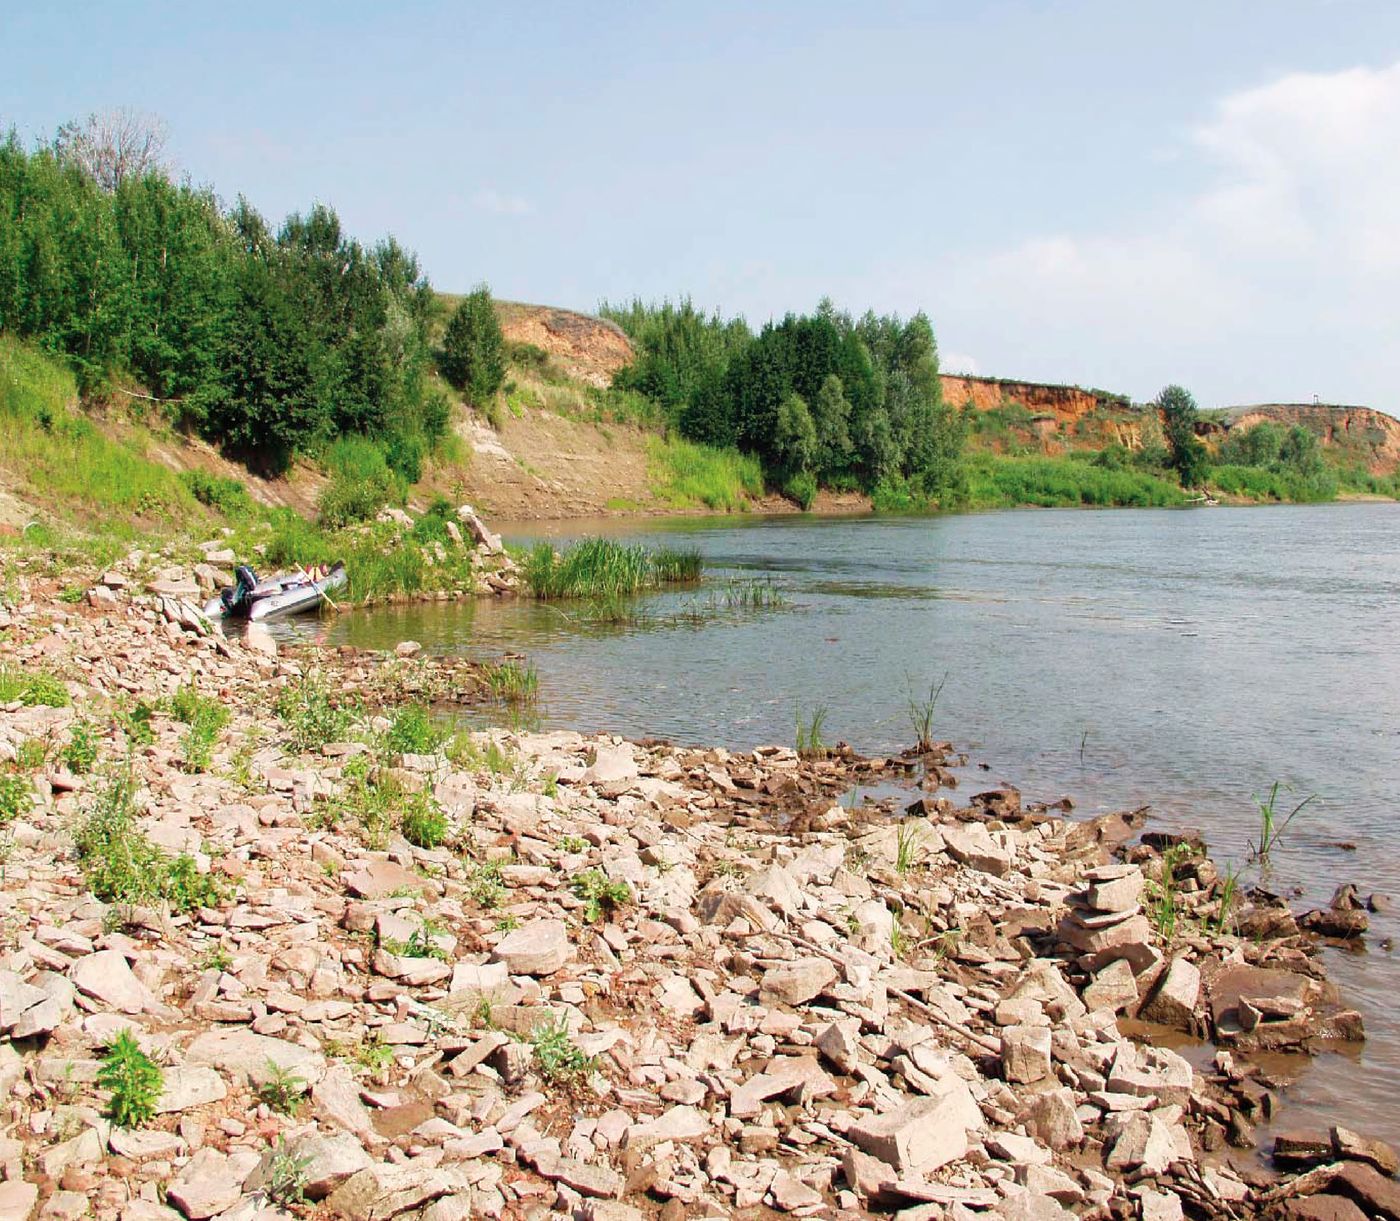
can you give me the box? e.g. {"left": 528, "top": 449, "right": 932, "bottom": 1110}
{"left": 203, "top": 562, "right": 346, "bottom": 622}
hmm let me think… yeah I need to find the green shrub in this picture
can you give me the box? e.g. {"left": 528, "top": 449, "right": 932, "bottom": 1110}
{"left": 0, "top": 666, "right": 71, "bottom": 708}
{"left": 440, "top": 286, "right": 506, "bottom": 404}
{"left": 784, "top": 471, "right": 817, "bottom": 510}
{"left": 97, "top": 1031, "right": 163, "bottom": 1127}
{"left": 317, "top": 436, "right": 405, "bottom": 528}
{"left": 182, "top": 471, "right": 255, "bottom": 516}
{"left": 570, "top": 869, "right": 631, "bottom": 923}
{"left": 170, "top": 683, "right": 231, "bottom": 773}
{"left": 63, "top": 721, "right": 99, "bottom": 774}
{"left": 385, "top": 703, "right": 445, "bottom": 755}
{"left": 275, "top": 675, "right": 356, "bottom": 751}
{"left": 0, "top": 774, "right": 32, "bottom": 823}
{"left": 257, "top": 1062, "right": 307, "bottom": 1115}
{"left": 400, "top": 792, "right": 448, "bottom": 849}
{"left": 529, "top": 1014, "right": 597, "bottom": 1085}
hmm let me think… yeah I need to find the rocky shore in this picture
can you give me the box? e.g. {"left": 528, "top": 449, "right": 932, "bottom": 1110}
{"left": 0, "top": 567, "right": 1396, "bottom": 1221}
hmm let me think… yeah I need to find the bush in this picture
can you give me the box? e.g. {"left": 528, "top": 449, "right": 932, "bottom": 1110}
{"left": 276, "top": 675, "right": 356, "bottom": 751}
{"left": 181, "top": 470, "right": 255, "bottom": 516}
{"left": 317, "top": 436, "right": 405, "bottom": 527}
{"left": 385, "top": 703, "right": 445, "bottom": 754}
{"left": 98, "top": 1031, "right": 163, "bottom": 1127}
{"left": 440, "top": 286, "right": 506, "bottom": 405}
{"left": 400, "top": 792, "right": 448, "bottom": 849}
{"left": 784, "top": 471, "right": 817, "bottom": 510}
{"left": 170, "top": 683, "right": 231, "bottom": 772}
{"left": 0, "top": 774, "right": 32, "bottom": 823}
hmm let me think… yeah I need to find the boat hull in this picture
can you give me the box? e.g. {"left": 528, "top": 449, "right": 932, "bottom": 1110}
{"left": 203, "top": 562, "right": 346, "bottom": 622}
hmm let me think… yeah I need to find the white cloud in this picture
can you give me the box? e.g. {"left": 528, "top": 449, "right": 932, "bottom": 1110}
{"left": 934, "top": 61, "right": 1400, "bottom": 409}
{"left": 472, "top": 188, "right": 534, "bottom": 217}
{"left": 940, "top": 350, "right": 980, "bottom": 375}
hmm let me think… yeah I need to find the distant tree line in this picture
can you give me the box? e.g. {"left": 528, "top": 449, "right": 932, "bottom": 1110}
{"left": 600, "top": 298, "right": 967, "bottom": 507}
{"left": 0, "top": 121, "right": 450, "bottom": 474}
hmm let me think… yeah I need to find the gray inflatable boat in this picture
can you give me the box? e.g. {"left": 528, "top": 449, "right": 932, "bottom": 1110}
{"left": 203, "top": 562, "right": 347, "bottom": 622}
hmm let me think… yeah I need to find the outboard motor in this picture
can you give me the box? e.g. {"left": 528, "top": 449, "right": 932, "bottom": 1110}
{"left": 221, "top": 564, "right": 259, "bottom": 616}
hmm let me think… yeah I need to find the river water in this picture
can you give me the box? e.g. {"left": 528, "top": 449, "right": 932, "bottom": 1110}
{"left": 285, "top": 503, "right": 1400, "bottom": 1141}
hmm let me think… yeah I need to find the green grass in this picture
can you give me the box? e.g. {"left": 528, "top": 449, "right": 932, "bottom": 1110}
{"left": 964, "top": 453, "right": 1186, "bottom": 508}
{"left": 275, "top": 675, "right": 357, "bottom": 752}
{"left": 647, "top": 435, "right": 765, "bottom": 511}
{"left": 385, "top": 703, "right": 446, "bottom": 754}
{"left": 170, "top": 683, "right": 231, "bottom": 772}
{"left": 481, "top": 659, "right": 539, "bottom": 704}
{"left": 1210, "top": 463, "right": 1337, "bottom": 503}
{"left": 570, "top": 868, "right": 631, "bottom": 923}
{"left": 0, "top": 336, "right": 207, "bottom": 523}
{"left": 523, "top": 537, "right": 703, "bottom": 599}
{"left": 795, "top": 704, "right": 829, "bottom": 758}
{"left": 0, "top": 664, "right": 71, "bottom": 708}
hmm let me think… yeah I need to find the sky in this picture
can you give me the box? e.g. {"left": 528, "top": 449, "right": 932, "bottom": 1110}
{"left": 7, "top": 0, "right": 1400, "bottom": 411}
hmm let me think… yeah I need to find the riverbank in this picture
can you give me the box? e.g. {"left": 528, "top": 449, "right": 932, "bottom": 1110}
{"left": 0, "top": 569, "right": 1396, "bottom": 1219}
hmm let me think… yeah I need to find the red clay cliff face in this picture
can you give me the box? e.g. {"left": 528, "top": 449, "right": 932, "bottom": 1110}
{"left": 939, "top": 374, "right": 1148, "bottom": 453}
{"left": 1218, "top": 404, "right": 1400, "bottom": 476}
{"left": 496, "top": 303, "right": 633, "bottom": 389}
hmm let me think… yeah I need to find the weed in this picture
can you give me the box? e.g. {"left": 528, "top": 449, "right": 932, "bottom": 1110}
{"left": 63, "top": 722, "right": 99, "bottom": 774}
{"left": 118, "top": 700, "right": 157, "bottom": 746}
{"left": 467, "top": 859, "right": 506, "bottom": 910}
{"left": 15, "top": 737, "right": 48, "bottom": 770}
{"left": 97, "top": 1031, "right": 163, "bottom": 1127}
{"left": 1211, "top": 864, "right": 1243, "bottom": 936}
{"left": 1147, "top": 844, "right": 1193, "bottom": 941}
{"left": 523, "top": 537, "right": 703, "bottom": 599}
{"left": 0, "top": 830, "right": 14, "bottom": 880}
{"left": 200, "top": 944, "right": 232, "bottom": 973}
{"left": 1248, "top": 781, "right": 1318, "bottom": 866}
{"left": 354, "top": 1033, "right": 396, "bottom": 1075}
{"left": 529, "top": 1014, "right": 596, "bottom": 1085}
{"left": 894, "top": 822, "right": 923, "bottom": 874}
{"left": 0, "top": 665, "right": 70, "bottom": 708}
{"left": 481, "top": 659, "right": 539, "bottom": 705}
{"left": 58, "top": 584, "right": 85, "bottom": 604}
{"left": 720, "top": 577, "right": 788, "bottom": 610}
{"left": 795, "top": 704, "right": 829, "bottom": 759}
{"left": 495, "top": 914, "right": 520, "bottom": 932}
{"left": 556, "top": 835, "right": 587, "bottom": 855}
{"left": 890, "top": 922, "right": 907, "bottom": 959}
{"left": 542, "top": 773, "right": 560, "bottom": 799}
{"left": 261, "top": 1137, "right": 311, "bottom": 1208}
{"left": 571, "top": 868, "right": 631, "bottom": 923}
{"left": 385, "top": 703, "right": 445, "bottom": 755}
{"left": 275, "top": 674, "right": 356, "bottom": 752}
{"left": 400, "top": 790, "right": 449, "bottom": 849}
{"left": 170, "top": 683, "right": 230, "bottom": 773}
{"left": 0, "top": 774, "right": 32, "bottom": 823}
{"left": 905, "top": 671, "right": 949, "bottom": 753}
{"left": 257, "top": 1061, "right": 306, "bottom": 1115}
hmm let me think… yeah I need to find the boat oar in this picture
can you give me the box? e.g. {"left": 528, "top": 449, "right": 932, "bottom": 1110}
{"left": 299, "top": 565, "right": 341, "bottom": 613}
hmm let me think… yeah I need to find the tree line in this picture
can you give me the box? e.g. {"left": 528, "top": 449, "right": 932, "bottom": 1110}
{"left": 601, "top": 298, "right": 967, "bottom": 507}
{"left": 0, "top": 121, "right": 461, "bottom": 476}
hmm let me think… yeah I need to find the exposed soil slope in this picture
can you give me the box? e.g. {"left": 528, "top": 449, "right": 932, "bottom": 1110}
{"left": 1212, "top": 403, "right": 1400, "bottom": 475}
{"left": 495, "top": 301, "right": 632, "bottom": 389}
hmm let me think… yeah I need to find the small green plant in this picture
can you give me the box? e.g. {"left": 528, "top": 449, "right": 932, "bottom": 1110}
{"left": 400, "top": 791, "right": 448, "bottom": 849}
{"left": 257, "top": 1061, "right": 307, "bottom": 1115}
{"left": 275, "top": 674, "right": 356, "bottom": 752}
{"left": 571, "top": 868, "right": 631, "bottom": 923}
{"left": 118, "top": 700, "right": 157, "bottom": 746}
{"left": 495, "top": 913, "right": 520, "bottom": 932}
{"left": 15, "top": 737, "right": 48, "bottom": 770}
{"left": 355, "top": 1033, "right": 396, "bottom": 1075}
{"left": 467, "top": 859, "right": 506, "bottom": 909}
{"left": 894, "top": 821, "right": 923, "bottom": 875}
{"left": 905, "top": 670, "right": 949, "bottom": 753}
{"left": 170, "top": 683, "right": 230, "bottom": 773}
{"left": 542, "top": 773, "right": 560, "bottom": 798}
{"left": 0, "top": 774, "right": 32, "bottom": 823}
{"left": 200, "top": 944, "right": 232, "bottom": 973}
{"left": 0, "top": 666, "right": 70, "bottom": 708}
{"left": 481, "top": 658, "right": 539, "bottom": 705}
{"left": 1210, "top": 865, "right": 1243, "bottom": 936}
{"left": 1248, "top": 781, "right": 1318, "bottom": 866}
{"left": 385, "top": 703, "right": 446, "bottom": 755}
{"left": 529, "top": 1014, "right": 596, "bottom": 1085}
{"left": 890, "top": 922, "right": 907, "bottom": 959}
{"left": 63, "top": 721, "right": 99, "bottom": 774}
{"left": 262, "top": 1137, "right": 311, "bottom": 1208}
{"left": 97, "top": 1031, "right": 163, "bottom": 1127}
{"left": 795, "top": 704, "right": 829, "bottom": 759}
{"left": 556, "top": 835, "right": 587, "bottom": 855}
{"left": 1147, "top": 844, "right": 1192, "bottom": 941}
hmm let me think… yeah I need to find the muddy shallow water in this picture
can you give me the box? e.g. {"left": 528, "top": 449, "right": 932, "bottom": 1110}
{"left": 278, "top": 502, "right": 1400, "bottom": 1142}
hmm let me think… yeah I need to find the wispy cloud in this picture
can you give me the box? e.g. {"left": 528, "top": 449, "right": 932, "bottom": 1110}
{"left": 472, "top": 187, "right": 534, "bottom": 217}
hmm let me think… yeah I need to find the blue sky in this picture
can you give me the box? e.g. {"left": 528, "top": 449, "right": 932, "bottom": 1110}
{"left": 7, "top": 1, "right": 1400, "bottom": 410}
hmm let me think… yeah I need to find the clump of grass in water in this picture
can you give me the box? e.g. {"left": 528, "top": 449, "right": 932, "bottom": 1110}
{"left": 1248, "top": 781, "right": 1318, "bottom": 866}
{"left": 905, "top": 670, "right": 949, "bottom": 753}
{"left": 481, "top": 658, "right": 539, "bottom": 704}
{"left": 795, "top": 704, "right": 829, "bottom": 759}
{"left": 721, "top": 577, "right": 787, "bottom": 610}
{"left": 1147, "top": 843, "right": 1193, "bottom": 940}
{"left": 523, "top": 537, "right": 702, "bottom": 599}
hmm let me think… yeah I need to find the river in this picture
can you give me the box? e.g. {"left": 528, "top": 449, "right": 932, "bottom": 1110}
{"left": 283, "top": 502, "right": 1400, "bottom": 1141}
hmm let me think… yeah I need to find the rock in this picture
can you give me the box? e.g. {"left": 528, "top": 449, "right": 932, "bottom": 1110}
{"left": 847, "top": 1081, "right": 982, "bottom": 1174}
{"left": 491, "top": 919, "right": 573, "bottom": 975}
{"left": 287, "top": 1132, "right": 372, "bottom": 1199}
{"left": 769, "top": 1171, "right": 823, "bottom": 1212}
{"left": 0, "top": 1182, "right": 39, "bottom": 1221}
{"left": 1300, "top": 907, "right": 1369, "bottom": 938}
{"left": 1332, "top": 1126, "right": 1400, "bottom": 1175}
{"left": 624, "top": 1106, "right": 709, "bottom": 1150}
{"left": 313, "top": 1065, "right": 375, "bottom": 1135}
{"left": 1001, "top": 1024, "right": 1052, "bottom": 1084}
{"left": 394, "top": 640, "right": 423, "bottom": 658}
{"left": 941, "top": 822, "right": 1012, "bottom": 877}
{"left": 582, "top": 744, "right": 638, "bottom": 785}
{"left": 1083, "top": 958, "right": 1139, "bottom": 1013}
{"left": 244, "top": 624, "right": 277, "bottom": 657}
{"left": 1023, "top": 1088, "right": 1084, "bottom": 1151}
{"left": 156, "top": 1066, "right": 227, "bottom": 1113}
{"left": 1284, "top": 1197, "right": 1371, "bottom": 1221}
{"left": 533, "top": 1152, "right": 624, "bottom": 1199}
{"left": 1139, "top": 956, "right": 1201, "bottom": 1030}
{"left": 1083, "top": 865, "right": 1145, "bottom": 913}
{"left": 1106, "top": 1113, "right": 1178, "bottom": 1176}
{"left": 184, "top": 1028, "right": 326, "bottom": 1087}
{"left": 1274, "top": 1132, "right": 1335, "bottom": 1169}
{"left": 759, "top": 958, "right": 837, "bottom": 1007}
{"left": 343, "top": 858, "right": 429, "bottom": 899}
{"left": 456, "top": 506, "right": 503, "bottom": 554}
{"left": 1332, "top": 1161, "right": 1400, "bottom": 1220}
{"left": 165, "top": 1148, "right": 245, "bottom": 1220}
{"left": 327, "top": 1164, "right": 471, "bottom": 1221}
{"left": 1134, "top": 1187, "right": 1185, "bottom": 1221}
{"left": 70, "top": 950, "right": 156, "bottom": 1014}
{"left": 109, "top": 1129, "right": 183, "bottom": 1161}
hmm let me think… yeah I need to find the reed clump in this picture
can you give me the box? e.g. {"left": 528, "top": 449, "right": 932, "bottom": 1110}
{"left": 523, "top": 538, "right": 702, "bottom": 599}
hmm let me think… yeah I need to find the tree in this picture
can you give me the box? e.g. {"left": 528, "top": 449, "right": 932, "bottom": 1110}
{"left": 773, "top": 392, "right": 817, "bottom": 477}
{"left": 811, "top": 373, "right": 852, "bottom": 478}
{"left": 55, "top": 109, "right": 169, "bottom": 192}
{"left": 1158, "top": 384, "right": 1208, "bottom": 487}
{"left": 440, "top": 286, "right": 505, "bottom": 404}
